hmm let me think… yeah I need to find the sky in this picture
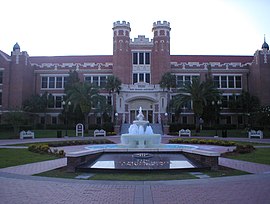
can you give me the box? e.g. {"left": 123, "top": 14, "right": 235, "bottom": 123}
{"left": 0, "top": 0, "right": 270, "bottom": 57}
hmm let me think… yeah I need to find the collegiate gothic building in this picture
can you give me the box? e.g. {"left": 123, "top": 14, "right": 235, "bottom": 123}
{"left": 0, "top": 20, "right": 269, "bottom": 127}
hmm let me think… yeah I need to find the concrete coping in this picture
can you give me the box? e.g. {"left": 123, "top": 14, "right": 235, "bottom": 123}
{"left": 66, "top": 148, "right": 220, "bottom": 157}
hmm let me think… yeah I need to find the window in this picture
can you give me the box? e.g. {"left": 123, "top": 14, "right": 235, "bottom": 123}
{"left": 118, "top": 30, "right": 124, "bottom": 35}
{"left": 133, "top": 52, "right": 150, "bottom": 65}
{"left": 49, "top": 77, "right": 55, "bottom": 88}
{"left": 55, "top": 96, "right": 62, "bottom": 108}
{"left": 221, "top": 76, "right": 227, "bottom": 88}
{"left": 176, "top": 76, "right": 184, "bottom": 87}
{"left": 107, "top": 96, "right": 112, "bottom": 105}
{"left": 213, "top": 76, "right": 219, "bottom": 88}
{"left": 145, "top": 53, "right": 150, "bottom": 64}
{"left": 139, "top": 53, "right": 144, "bottom": 64}
{"left": 139, "top": 73, "right": 144, "bottom": 82}
{"left": 0, "top": 71, "right": 3, "bottom": 84}
{"left": 133, "top": 53, "right": 138, "bottom": 64}
{"left": 92, "top": 76, "right": 99, "bottom": 86}
{"left": 100, "top": 76, "right": 107, "bottom": 87}
{"left": 41, "top": 77, "right": 48, "bottom": 88}
{"left": 56, "top": 77, "right": 63, "bottom": 88}
{"left": 228, "top": 76, "right": 234, "bottom": 88}
{"left": 41, "top": 76, "right": 66, "bottom": 89}
{"left": 176, "top": 75, "right": 198, "bottom": 87}
{"left": 235, "top": 76, "right": 241, "bottom": 88}
{"left": 133, "top": 73, "right": 138, "bottom": 83}
{"left": 85, "top": 75, "right": 109, "bottom": 87}
{"left": 145, "top": 73, "right": 150, "bottom": 83}
{"left": 213, "top": 75, "right": 242, "bottom": 89}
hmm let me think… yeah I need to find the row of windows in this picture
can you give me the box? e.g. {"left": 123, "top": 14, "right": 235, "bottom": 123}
{"left": 176, "top": 75, "right": 199, "bottom": 87}
{"left": 133, "top": 52, "right": 150, "bottom": 65}
{"left": 133, "top": 73, "right": 150, "bottom": 84}
{"left": 41, "top": 76, "right": 67, "bottom": 89}
{"left": 213, "top": 75, "right": 242, "bottom": 89}
{"left": 85, "top": 76, "right": 107, "bottom": 87}
{"left": 47, "top": 95, "right": 112, "bottom": 109}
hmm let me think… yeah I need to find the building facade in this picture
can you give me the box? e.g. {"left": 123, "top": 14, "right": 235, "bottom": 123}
{"left": 0, "top": 20, "right": 270, "bottom": 127}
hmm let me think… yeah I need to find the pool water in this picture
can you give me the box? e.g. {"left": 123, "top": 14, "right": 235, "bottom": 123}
{"left": 85, "top": 144, "right": 198, "bottom": 150}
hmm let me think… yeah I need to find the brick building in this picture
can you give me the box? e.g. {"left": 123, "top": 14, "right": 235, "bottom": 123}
{"left": 0, "top": 20, "right": 269, "bottom": 128}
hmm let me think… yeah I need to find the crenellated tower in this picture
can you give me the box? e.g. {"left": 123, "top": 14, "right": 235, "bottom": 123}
{"left": 112, "top": 21, "right": 132, "bottom": 84}
{"left": 151, "top": 21, "right": 171, "bottom": 84}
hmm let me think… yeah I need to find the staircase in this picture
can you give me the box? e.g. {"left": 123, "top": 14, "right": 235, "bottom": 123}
{"left": 120, "top": 123, "right": 163, "bottom": 135}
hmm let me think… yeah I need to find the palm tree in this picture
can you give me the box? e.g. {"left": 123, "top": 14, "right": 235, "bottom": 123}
{"left": 66, "top": 82, "right": 102, "bottom": 132}
{"left": 159, "top": 72, "right": 176, "bottom": 91}
{"left": 105, "top": 75, "right": 122, "bottom": 95}
{"left": 172, "top": 78, "right": 220, "bottom": 132}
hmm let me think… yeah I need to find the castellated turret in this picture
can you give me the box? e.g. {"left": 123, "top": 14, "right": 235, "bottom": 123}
{"left": 112, "top": 21, "right": 132, "bottom": 84}
{"left": 151, "top": 21, "right": 171, "bottom": 84}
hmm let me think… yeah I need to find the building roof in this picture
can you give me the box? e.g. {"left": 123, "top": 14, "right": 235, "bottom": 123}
{"left": 0, "top": 50, "right": 11, "bottom": 61}
{"left": 29, "top": 55, "right": 113, "bottom": 64}
{"left": 170, "top": 55, "right": 253, "bottom": 64}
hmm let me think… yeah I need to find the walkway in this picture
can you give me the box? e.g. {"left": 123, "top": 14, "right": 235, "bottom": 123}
{"left": 1, "top": 137, "right": 270, "bottom": 203}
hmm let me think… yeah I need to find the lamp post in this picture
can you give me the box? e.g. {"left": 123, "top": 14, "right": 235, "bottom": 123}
{"left": 164, "top": 112, "right": 168, "bottom": 125}
{"left": 114, "top": 112, "right": 118, "bottom": 125}
{"left": 62, "top": 101, "right": 71, "bottom": 137}
{"left": 212, "top": 100, "right": 222, "bottom": 136}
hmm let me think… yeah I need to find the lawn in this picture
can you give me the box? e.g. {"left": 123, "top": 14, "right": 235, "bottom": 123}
{"left": 0, "top": 130, "right": 76, "bottom": 139}
{"left": 224, "top": 148, "right": 270, "bottom": 165}
{"left": 36, "top": 167, "right": 248, "bottom": 181}
{"left": 0, "top": 148, "right": 58, "bottom": 168}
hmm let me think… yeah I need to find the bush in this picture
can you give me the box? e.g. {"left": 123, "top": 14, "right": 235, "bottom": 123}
{"left": 235, "top": 145, "right": 255, "bottom": 154}
{"left": 169, "top": 138, "right": 236, "bottom": 146}
{"left": 28, "top": 144, "right": 65, "bottom": 157}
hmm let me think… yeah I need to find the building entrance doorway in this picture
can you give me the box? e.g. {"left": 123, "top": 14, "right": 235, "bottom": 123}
{"left": 130, "top": 110, "right": 153, "bottom": 123}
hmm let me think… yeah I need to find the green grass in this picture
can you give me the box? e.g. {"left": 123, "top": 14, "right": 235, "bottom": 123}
{"left": 204, "top": 168, "right": 249, "bottom": 177}
{"left": 0, "top": 130, "right": 76, "bottom": 139}
{"left": 225, "top": 148, "right": 270, "bottom": 165}
{"left": 0, "top": 148, "right": 58, "bottom": 168}
{"left": 37, "top": 167, "right": 249, "bottom": 181}
{"left": 190, "top": 129, "right": 270, "bottom": 138}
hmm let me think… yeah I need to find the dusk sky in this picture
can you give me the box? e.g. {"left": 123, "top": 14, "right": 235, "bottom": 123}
{"left": 1, "top": 0, "right": 270, "bottom": 56}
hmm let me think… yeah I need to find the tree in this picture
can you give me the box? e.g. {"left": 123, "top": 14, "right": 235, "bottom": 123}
{"left": 159, "top": 72, "right": 176, "bottom": 91}
{"left": 105, "top": 75, "right": 122, "bottom": 123}
{"left": 159, "top": 72, "right": 176, "bottom": 123}
{"left": 228, "top": 91, "right": 260, "bottom": 128}
{"left": 3, "top": 110, "right": 28, "bottom": 138}
{"left": 172, "top": 78, "right": 220, "bottom": 131}
{"left": 66, "top": 82, "right": 102, "bottom": 132}
{"left": 105, "top": 75, "right": 122, "bottom": 95}
{"left": 23, "top": 92, "right": 54, "bottom": 129}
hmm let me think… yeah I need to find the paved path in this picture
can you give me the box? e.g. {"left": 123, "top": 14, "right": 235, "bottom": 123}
{"left": 1, "top": 172, "right": 270, "bottom": 204}
{"left": 0, "top": 158, "right": 67, "bottom": 175}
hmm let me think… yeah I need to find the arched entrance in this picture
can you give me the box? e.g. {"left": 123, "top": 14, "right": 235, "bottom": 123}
{"left": 127, "top": 98, "right": 156, "bottom": 123}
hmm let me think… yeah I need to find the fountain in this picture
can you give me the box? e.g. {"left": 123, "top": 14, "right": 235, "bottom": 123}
{"left": 120, "top": 107, "right": 161, "bottom": 148}
{"left": 66, "top": 107, "right": 221, "bottom": 172}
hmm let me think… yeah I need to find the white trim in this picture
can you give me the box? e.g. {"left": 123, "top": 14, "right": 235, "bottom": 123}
{"left": 0, "top": 52, "right": 11, "bottom": 61}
